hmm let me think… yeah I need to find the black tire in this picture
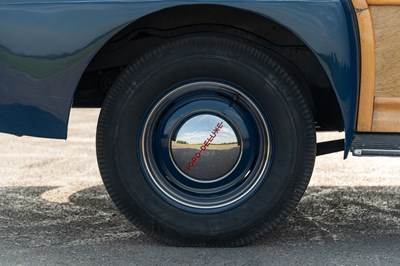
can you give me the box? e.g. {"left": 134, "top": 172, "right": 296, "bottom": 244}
{"left": 96, "top": 34, "right": 316, "bottom": 246}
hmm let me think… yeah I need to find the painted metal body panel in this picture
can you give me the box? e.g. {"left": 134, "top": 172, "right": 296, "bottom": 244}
{"left": 0, "top": 0, "right": 359, "bottom": 151}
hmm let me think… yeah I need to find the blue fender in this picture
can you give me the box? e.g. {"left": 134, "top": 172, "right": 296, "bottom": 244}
{"left": 0, "top": 0, "right": 359, "bottom": 154}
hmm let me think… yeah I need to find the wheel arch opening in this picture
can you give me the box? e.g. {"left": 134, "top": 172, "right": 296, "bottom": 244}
{"left": 74, "top": 4, "right": 344, "bottom": 131}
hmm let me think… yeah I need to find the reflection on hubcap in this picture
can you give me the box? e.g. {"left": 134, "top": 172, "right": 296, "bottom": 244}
{"left": 171, "top": 115, "right": 241, "bottom": 182}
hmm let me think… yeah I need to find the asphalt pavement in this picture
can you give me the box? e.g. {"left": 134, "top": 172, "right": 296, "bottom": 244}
{"left": 1, "top": 109, "right": 400, "bottom": 265}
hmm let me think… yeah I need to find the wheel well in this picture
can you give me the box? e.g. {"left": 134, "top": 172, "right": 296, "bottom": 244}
{"left": 74, "top": 4, "right": 344, "bottom": 131}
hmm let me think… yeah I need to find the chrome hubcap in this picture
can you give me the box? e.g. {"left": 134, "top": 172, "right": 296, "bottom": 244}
{"left": 171, "top": 114, "right": 241, "bottom": 182}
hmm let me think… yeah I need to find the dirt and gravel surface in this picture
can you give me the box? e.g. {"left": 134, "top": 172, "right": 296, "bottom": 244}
{"left": 1, "top": 109, "right": 400, "bottom": 265}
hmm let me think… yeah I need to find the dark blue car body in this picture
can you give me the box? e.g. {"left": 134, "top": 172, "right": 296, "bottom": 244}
{"left": 0, "top": 0, "right": 359, "bottom": 152}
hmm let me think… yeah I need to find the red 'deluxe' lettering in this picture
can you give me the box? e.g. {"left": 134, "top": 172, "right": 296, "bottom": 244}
{"left": 185, "top": 121, "right": 224, "bottom": 171}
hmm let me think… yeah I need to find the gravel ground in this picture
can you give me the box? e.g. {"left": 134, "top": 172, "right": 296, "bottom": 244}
{"left": 0, "top": 109, "right": 400, "bottom": 265}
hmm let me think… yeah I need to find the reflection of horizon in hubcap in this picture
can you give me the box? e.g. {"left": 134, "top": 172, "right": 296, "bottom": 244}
{"left": 171, "top": 114, "right": 241, "bottom": 182}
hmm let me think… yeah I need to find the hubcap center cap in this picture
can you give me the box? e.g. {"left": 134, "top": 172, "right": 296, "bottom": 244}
{"left": 170, "top": 114, "right": 241, "bottom": 182}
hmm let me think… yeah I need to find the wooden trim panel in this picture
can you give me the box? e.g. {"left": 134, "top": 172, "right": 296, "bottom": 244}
{"left": 372, "top": 97, "right": 400, "bottom": 132}
{"left": 371, "top": 6, "right": 400, "bottom": 98}
{"left": 368, "top": 0, "right": 400, "bottom": 5}
{"left": 353, "top": 1, "right": 400, "bottom": 132}
{"left": 353, "top": 0, "right": 376, "bottom": 131}
{"left": 353, "top": 0, "right": 369, "bottom": 8}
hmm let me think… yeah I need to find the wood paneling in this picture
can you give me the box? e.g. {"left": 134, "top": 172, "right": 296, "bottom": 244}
{"left": 371, "top": 6, "right": 400, "bottom": 99}
{"left": 353, "top": 0, "right": 376, "bottom": 131}
{"left": 372, "top": 97, "right": 400, "bottom": 132}
{"left": 354, "top": 3, "right": 400, "bottom": 133}
{"left": 353, "top": 0, "right": 370, "bottom": 8}
{"left": 368, "top": 0, "right": 400, "bottom": 5}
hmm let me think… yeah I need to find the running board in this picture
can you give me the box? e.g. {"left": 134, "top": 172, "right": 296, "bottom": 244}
{"left": 351, "top": 133, "right": 400, "bottom": 157}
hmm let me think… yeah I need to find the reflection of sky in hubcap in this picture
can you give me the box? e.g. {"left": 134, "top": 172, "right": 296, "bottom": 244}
{"left": 171, "top": 115, "right": 241, "bottom": 181}
{"left": 174, "top": 115, "right": 237, "bottom": 144}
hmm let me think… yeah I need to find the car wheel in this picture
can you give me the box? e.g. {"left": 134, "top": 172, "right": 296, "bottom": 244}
{"left": 96, "top": 34, "right": 316, "bottom": 246}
